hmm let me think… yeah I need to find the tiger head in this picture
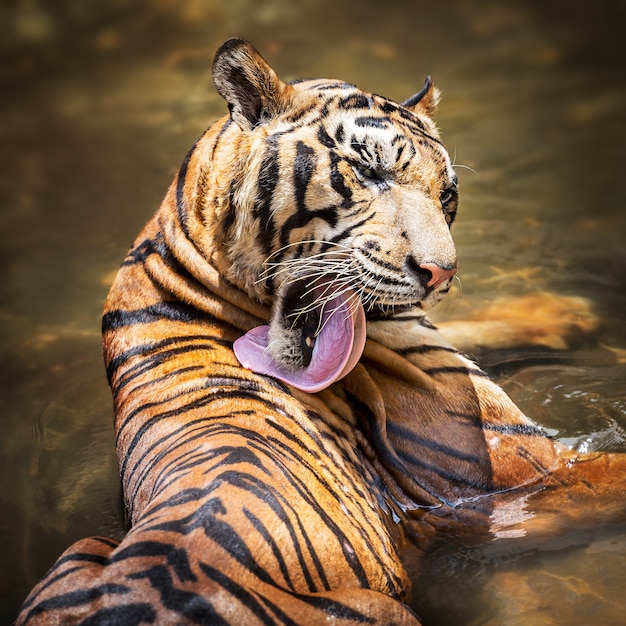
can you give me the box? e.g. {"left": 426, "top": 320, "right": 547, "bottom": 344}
{"left": 203, "top": 39, "right": 458, "bottom": 391}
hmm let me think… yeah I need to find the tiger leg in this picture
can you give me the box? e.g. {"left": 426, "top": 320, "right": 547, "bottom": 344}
{"left": 17, "top": 401, "right": 421, "bottom": 626}
{"left": 16, "top": 536, "right": 420, "bottom": 626}
{"left": 366, "top": 315, "right": 626, "bottom": 538}
{"left": 503, "top": 449, "right": 626, "bottom": 540}
{"left": 16, "top": 536, "right": 123, "bottom": 625}
{"left": 469, "top": 452, "right": 626, "bottom": 624}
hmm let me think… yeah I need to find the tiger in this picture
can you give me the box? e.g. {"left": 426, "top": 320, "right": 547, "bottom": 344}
{"left": 17, "top": 37, "right": 626, "bottom": 626}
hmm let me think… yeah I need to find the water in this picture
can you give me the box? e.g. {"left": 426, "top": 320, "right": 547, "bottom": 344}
{"left": 1, "top": 0, "right": 625, "bottom": 623}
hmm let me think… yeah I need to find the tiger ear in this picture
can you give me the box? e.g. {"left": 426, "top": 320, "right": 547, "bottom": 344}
{"left": 401, "top": 76, "right": 440, "bottom": 119}
{"left": 212, "top": 38, "right": 290, "bottom": 130}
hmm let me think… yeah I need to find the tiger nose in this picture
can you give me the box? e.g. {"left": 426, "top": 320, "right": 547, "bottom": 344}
{"left": 406, "top": 257, "right": 457, "bottom": 288}
{"left": 420, "top": 262, "right": 457, "bottom": 288}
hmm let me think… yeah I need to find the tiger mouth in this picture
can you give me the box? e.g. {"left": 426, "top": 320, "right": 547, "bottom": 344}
{"left": 234, "top": 277, "right": 366, "bottom": 392}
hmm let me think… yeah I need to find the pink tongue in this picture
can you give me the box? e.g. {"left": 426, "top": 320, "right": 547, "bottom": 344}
{"left": 233, "top": 290, "right": 366, "bottom": 393}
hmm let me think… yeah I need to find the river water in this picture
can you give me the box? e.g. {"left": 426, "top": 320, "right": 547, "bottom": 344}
{"left": 1, "top": 1, "right": 625, "bottom": 623}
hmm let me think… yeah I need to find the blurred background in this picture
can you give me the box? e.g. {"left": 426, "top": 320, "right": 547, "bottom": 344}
{"left": 1, "top": 1, "right": 625, "bottom": 624}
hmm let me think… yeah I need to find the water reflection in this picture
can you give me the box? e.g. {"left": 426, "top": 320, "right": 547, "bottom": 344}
{"left": 1, "top": 0, "right": 625, "bottom": 623}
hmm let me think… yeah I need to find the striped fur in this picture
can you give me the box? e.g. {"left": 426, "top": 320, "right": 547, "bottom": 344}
{"left": 17, "top": 39, "right": 626, "bottom": 625}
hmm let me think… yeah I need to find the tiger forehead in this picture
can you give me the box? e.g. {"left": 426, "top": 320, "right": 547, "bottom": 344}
{"left": 291, "top": 80, "right": 433, "bottom": 133}
{"left": 285, "top": 82, "right": 450, "bottom": 178}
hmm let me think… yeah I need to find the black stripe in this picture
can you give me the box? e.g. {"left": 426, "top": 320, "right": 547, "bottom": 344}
{"left": 79, "top": 604, "right": 157, "bottom": 626}
{"left": 397, "top": 344, "right": 458, "bottom": 356}
{"left": 150, "top": 466, "right": 320, "bottom": 592}
{"left": 127, "top": 365, "right": 205, "bottom": 397}
{"left": 224, "top": 471, "right": 322, "bottom": 592}
{"left": 395, "top": 105, "right": 430, "bottom": 131}
{"left": 317, "top": 124, "right": 336, "bottom": 148}
{"left": 294, "top": 140, "right": 316, "bottom": 212}
{"left": 121, "top": 237, "right": 158, "bottom": 266}
{"left": 395, "top": 447, "right": 492, "bottom": 491}
{"left": 386, "top": 314, "right": 435, "bottom": 326}
{"left": 120, "top": 231, "right": 164, "bottom": 265}
{"left": 329, "top": 151, "right": 354, "bottom": 207}
{"left": 106, "top": 332, "right": 232, "bottom": 389}
{"left": 254, "top": 136, "right": 281, "bottom": 258}
{"left": 22, "top": 584, "right": 131, "bottom": 624}
{"left": 209, "top": 117, "right": 233, "bottom": 160}
{"left": 314, "top": 82, "right": 356, "bottom": 91}
{"left": 517, "top": 445, "right": 552, "bottom": 475}
{"left": 259, "top": 427, "right": 385, "bottom": 588}
{"left": 147, "top": 498, "right": 282, "bottom": 589}
{"left": 279, "top": 142, "right": 338, "bottom": 248}
{"left": 284, "top": 95, "right": 337, "bottom": 130}
{"left": 198, "top": 562, "right": 283, "bottom": 625}
{"left": 246, "top": 591, "right": 301, "bottom": 626}
{"left": 108, "top": 540, "right": 197, "bottom": 583}
{"left": 21, "top": 547, "right": 115, "bottom": 608}
{"left": 424, "top": 366, "right": 489, "bottom": 377}
{"left": 395, "top": 143, "right": 406, "bottom": 163}
{"left": 483, "top": 422, "right": 547, "bottom": 437}
{"left": 286, "top": 101, "right": 319, "bottom": 124}
{"left": 102, "top": 302, "right": 202, "bottom": 332}
{"left": 354, "top": 116, "right": 390, "bottom": 129}
{"left": 244, "top": 508, "right": 297, "bottom": 591}
{"left": 381, "top": 105, "right": 444, "bottom": 148}
{"left": 358, "top": 246, "right": 400, "bottom": 273}
{"left": 335, "top": 123, "right": 345, "bottom": 144}
{"left": 380, "top": 100, "right": 399, "bottom": 115}
{"left": 222, "top": 179, "right": 238, "bottom": 238}
{"left": 119, "top": 389, "right": 280, "bottom": 494}
{"left": 149, "top": 430, "right": 274, "bottom": 499}
{"left": 338, "top": 93, "right": 373, "bottom": 109}
{"left": 291, "top": 593, "right": 378, "bottom": 624}
{"left": 176, "top": 137, "right": 201, "bottom": 239}
{"left": 144, "top": 486, "right": 218, "bottom": 517}
{"left": 127, "top": 565, "right": 230, "bottom": 625}
{"left": 345, "top": 389, "right": 444, "bottom": 507}
{"left": 387, "top": 421, "right": 485, "bottom": 466}
{"left": 144, "top": 471, "right": 320, "bottom": 593}
{"left": 223, "top": 470, "right": 331, "bottom": 591}
{"left": 110, "top": 341, "right": 220, "bottom": 391}
{"left": 328, "top": 207, "right": 375, "bottom": 245}
{"left": 288, "top": 594, "right": 376, "bottom": 624}
{"left": 350, "top": 139, "right": 375, "bottom": 163}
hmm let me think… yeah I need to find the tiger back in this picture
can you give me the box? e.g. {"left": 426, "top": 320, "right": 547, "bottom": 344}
{"left": 17, "top": 38, "right": 626, "bottom": 626}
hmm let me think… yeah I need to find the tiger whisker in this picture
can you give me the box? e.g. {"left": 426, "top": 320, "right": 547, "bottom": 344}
{"left": 278, "top": 259, "right": 357, "bottom": 302}
{"left": 261, "top": 240, "right": 354, "bottom": 266}
{"left": 264, "top": 246, "right": 353, "bottom": 265}
{"left": 312, "top": 286, "right": 368, "bottom": 337}
{"left": 278, "top": 260, "right": 353, "bottom": 283}
{"left": 290, "top": 280, "right": 356, "bottom": 320}
{"left": 297, "top": 278, "right": 350, "bottom": 306}
{"left": 295, "top": 278, "right": 360, "bottom": 319}
{"left": 450, "top": 148, "right": 478, "bottom": 176}
{"left": 260, "top": 265, "right": 336, "bottom": 285}
{"left": 258, "top": 252, "right": 353, "bottom": 284}
{"left": 313, "top": 300, "right": 345, "bottom": 337}
{"left": 261, "top": 252, "right": 352, "bottom": 276}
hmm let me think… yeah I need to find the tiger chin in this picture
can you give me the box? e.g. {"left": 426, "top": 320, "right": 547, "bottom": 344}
{"left": 16, "top": 37, "right": 626, "bottom": 626}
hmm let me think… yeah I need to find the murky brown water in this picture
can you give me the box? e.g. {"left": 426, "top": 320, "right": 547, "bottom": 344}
{"left": 2, "top": 1, "right": 625, "bottom": 623}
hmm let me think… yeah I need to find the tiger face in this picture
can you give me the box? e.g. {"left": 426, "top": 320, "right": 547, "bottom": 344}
{"left": 208, "top": 39, "right": 458, "bottom": 388}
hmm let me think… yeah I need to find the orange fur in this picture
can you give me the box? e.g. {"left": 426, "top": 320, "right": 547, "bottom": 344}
{"left": 17, "top": 39, "right": 626, "bottom": 626}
